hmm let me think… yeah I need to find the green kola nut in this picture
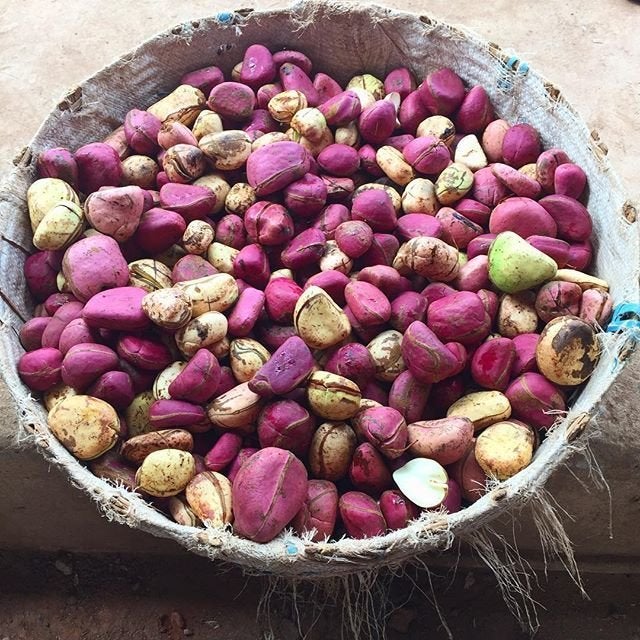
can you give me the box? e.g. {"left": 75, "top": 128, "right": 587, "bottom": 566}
{"left": 488, "top": 231, "right": 558, "bottom": 293}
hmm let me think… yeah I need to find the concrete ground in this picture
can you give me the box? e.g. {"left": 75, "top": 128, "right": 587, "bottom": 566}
{"left": 1, "top": 0, "right": 639, "bottom": 637}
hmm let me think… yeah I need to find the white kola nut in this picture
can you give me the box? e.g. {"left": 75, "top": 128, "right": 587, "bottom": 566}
{"left": 207, "top": 242, "right": 239, "bottom": 274}
{"left": 224, "top": 182, "right": 256, "bottom": 215}
{"left": 183, "top": 220, "right": 215, "bottom": 255}
{"left": 192, "top": 109, "right": 224, "bottom": 140}
{"left": 454, "top": 134, "right": 488, "bottom": 171}
{"left": 347, "top": 74, "right": 385, "bottom": 100}
{"left": 267, "top": 90, "right": 308, "bottom": 123}
{"left": 32, "top": 201, "right": 84, "bottom": 251}
{"left": 27, "top": 177, "right": 80, "bottom": 232}
{"left": 376, "top": 145, "right": 416, "bottom": 186}
{"left": 293, "top": 285, "right": 351, "bottom": 350}
{"left": 153, "top": 362, "right": 187, "bottom": 400}
{"left": 193, "top": 173, "right": 230, "bottom": 214}
{"left": 142, "top": 288, "right": 193, "bottom": 330}
{"left": 320, "top": 240, "right": 353, "bottom": 274}
{"left": 290, "top": 107, "right": 328, "bottom": 143}
{"left": 174, "top": 310, "right": 229, "bottom": 356}
{"left": 416, "top": 115, "right": 456, "bottom": 146}
{"left": 334, "top": 122, "right": 360, "bottom": 147}
{"left": 198, "top": 131, "right": 252, "bottom": 171}
{"left": 147, "top": 84, "right": 205, "bottom": 126}
{"left": 229, "top": 338, "right": 271, "bottom": 383}
{"left": 402, "top": 178, "right": 439, "bottom": 215}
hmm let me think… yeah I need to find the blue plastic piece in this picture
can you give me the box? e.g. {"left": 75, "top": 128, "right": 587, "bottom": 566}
{"left": 217, "top": 12, "right": 234, "bottom": 24}
{"left": 607, "top": 302, "right": 640, "bottom": 334}
{"left": 285, "top": 541, "right": 298, "bottom": 556}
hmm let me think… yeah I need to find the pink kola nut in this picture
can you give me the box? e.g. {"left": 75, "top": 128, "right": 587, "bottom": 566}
{"left": 403, "top": 136, "right": 451, "bottom": 174}
{"left": 345, "top": 281, "right": 392, "bottom": 327}
{"left": 351, "top": 189, "right": 397, "bottom": 232}
{"left": 454, "top": 255, "right": 490, "bottom": 292}
{"left": 180, "top": 65, "right": 224, "bottom": 94}
{"left": 421, "top": 282, "right": 456, "bottom": 305}
{"left": 216, "top": 214, "right": 246, "bottom": 249}
{"left": 249, "top": 336, "right": 315, "bottom": 398}
{"left": 477, "top": 289, "right": 499, "bottom": 322}
{"left": 334, "top": 221, "right": 374, "bottom": 258}
{"left": 312, "top": 203, "right": 351, "bottom": 239}
{"left": 427, "top": 291, "right": 491, "bottom": 345}
{"left": 379, "top": 490, "right": 419, "bottom": 530}
{"left": 204, "top": 433, "right": 243, "bottom": 472}
{"left": 18, "top": 347, "right": 63, "bottom": 391}
{"left": 358, "top": 144, "right": 385, "bottom": 177}
{"left": 41, "top": 301, "right": 84, "bottom": 349}
{"left": 74, "top": 143, "right": 123, "bottom": 195}
{"left": 124, "top": 109, "right": 161, "bottom": 155}
{"left": 536, "top": 148, "right": 571, "bottom": 193}
{"left": 257, "top": 400, "right": 315, "bottom": 457}
{"left": 384, "top": 67, "right": 416, "bottom": 100}
{"left": 389, "top": 292, "right": 428, "bottom": 333}
{"left": 454, "top": 86, "right": 494, "bottom": 134}
{"left": 37, "top": 147, "right": 78, "bottom": 187}
{"left": 502, "top": 123, "right": 542, "bottom": 168}
{"left": 466, "top": 234, "right": 497, "bottom": 260}
{"left": 324, "top": 343, "right": 376, "bottom": 387}
{"left": 149, "top": 399, "right": 207, "bottom": 430}
{"left": 454, "top": 199, "right": 491, "bottom": 227}
{"left": 239, "top": 44, "right": 277, "bottom": 89}
{"left": 169, "top": 349, "right": 221, "bottom": 403}
{"left": 407, "top": 417, "right": 474, "bottom": 465}
{"left": 566, "top": 241, "right": 593, "bottom": 270}
{"left": 116, "top": 335, "right": 172, "bottom": 371}
{"left": 244, "top": 202, "right": 295, "bottom": 246}
{"left": 318, "top": 90, "right": 362, "bottom": 127}
{"left": 207, "top": 82, "right": 256, "bottom": 120}
{"left": 489, "top": 197, "right": 558, "bottom": 238}
{"left": 322, "top": 176, "right": 354, "bottom": 203}
{"left": 338, "top": 491, "right": 387, "bottom": 539}
{"left": 172, "top": 255, "right": 217, "bottom": 282}
{"left": 317, "top": 144, "right": 360, "bottom": 177}
{"left": 243, "top": 109, "right": 280, "bottom": 135}
{"left": 441, "top": 479, "right": 462, "bottom": 513}
{"left": 246, "top": 141, "right": 311, "bottom": 197}
{"left": 481, "top": 119, "right": 509, "bottom": 163}
{"left": 358, "top": 100, "right": 397, "bottom": 145}
{"left": 491, "top": 163, "right": 542, "bottom": 199}
{"left": 470, "top": 337, "right": 516, "bottom": 390}
{"left": 279, "top": 63, "right": 320, "bottom": 106}
{"left": 384, "top": 134, "right": 415, "bottom": 152}
{"left": 554, "top": 163, "right": 587, "bottom": 199}
{"left": 133, "top": 208, "right": 187, "bottom": 254}
{"left": 535, "top": 281, "right": 582, "bottom": 323}
{"left": 349, "top": 443, "right": 393, "bottom": 496}
{"left": 506, "top": 372, "right": 566, "bottom": 429}
{"left": 61, "top": 343, "right": 119, "bottom": 390}
{"left": 389, "top": 370, "right": 431, "bottom": 423}
{"left": 159, "top": 183, "right": 217, "bottom": 221}
{"left": 228, "top": 447, "right": 259, "bottom": 484}
{"left": 435, "top": 208, "right": 483, "bottom": 249}
{"left": 87, "top": 371, "right": 135, "bottom": 410}
{"left": 84, "top": 185, "right": 146, "bottom": 242}
{"left": 256, "top": 83, "right": 283, "bottom": 109}
{"left": 471, "top": 167, "right": 509, "bottom": 208}
{"left": 82, "top": 287, "right": 149, "bottom": 331}
{"left": 264, "top": 279, "right": 303, "bottom": 324}
{"left": 357, "top": 406, "right": 408, "bottom": 459}
{"left": 526, "top": 235, "right": 570, "bottom": 267}
{"left": 304, "top": 270, "right": 350, "bottom": 306}
{"left": 280, "top": 227, "right": 326, "bottom": 270}
{"left": 361, "top": 380, "right": 389, "bottom": 406}
{"left": 228, "top": 288, "right": 266, "bottom": 337}
{"left": 257, "top": 325, "right": 298, "bottom": 351}
{"left": 283, "top": 174, "right": 328, "bottom": 217}
{"left": 232, "top": 447, "right": 308, "bottom": 543}
{"left": 313, "top": 73, "right": 343, "bottom": 103}
{"left": 343, "top": 306, "right": 381, "bottom": 343}
{"left": 58, "top": 318, "right": 96, "bottom": 354}
{"left": 511, "top": 333, "right": 540, "bottom": 376}
{"left": 20, "top": 317, "right": 51, "bottom": 352}
{"left": 273, "top": 50, "right": 313, "bottom": 75}
{"left": 156, "top": 172, "right": 170, "bottom": 189}
{"left": 24, "top": 250, "right": 62, "bottom": 301}
{"left": 399, "top": 90, "right": 433, "bottom": 135}
{"left": 358, "top": 265, "right": 412, "bottom": 300}
{"left": 538, "top": 194, "right": 593, "bottom": 242}
{"left": 417, "top": 67, "right": 465, "bottom": 116}
{"left": 292, "top": 479, "right": 339, "bottom": 542}
{"left": 359, "top": 233, "right": 400, "bottom": 267}
{"left": 234, "top": 244, "right": 271, "bottom": 288}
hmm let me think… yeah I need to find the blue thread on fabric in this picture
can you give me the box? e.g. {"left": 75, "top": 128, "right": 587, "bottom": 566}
{"left": 217, "top": 12, "right": 234, "bottom": 24}
{"left": 285, "top": 541, "right": 298, "bottom": 556}
{"left": 607, "top": 302, "right": 640, "bottom": 335}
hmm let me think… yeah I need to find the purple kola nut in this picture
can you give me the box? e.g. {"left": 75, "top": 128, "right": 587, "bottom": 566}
{"left": 292, "top": 479, "right": 339, "bottom": 542}
{"left": 441, "top": 479, "right": 462, "bottom": 514}
{"left": 246, "top": 141, "right": 312, "bottom": 197}
{"left": 312, "top": 204, "right": 351, "bottom": 239}
{"left": 280, "top": 227, "right": 326, "bottom": 270}
{"left": 264, "top": 279, "right": 303, "bottom": 324}
{"left": 454, "top": 198, "right": 491, "bottom": 227}
{"left": 283, "top": 174, "right": 328, "bottom": 217}
{"left": 389, "top": 292, "right": 428, "bottom": 333}
{"left": 318, "top": 90, "right": 362, "bottom": 126}
{"left": 534, "top": 281, "right": 583, "bottom": 323}
{"left": 506, "top": 372, "right": 566, "bottom": 429}
{"left": 436, "top": 208, "right": 483, "bottom": 249}
{"left": 399, "top": 90, "right": 432, "bottom": 135}
{"left": 84, "top": 185, "right": 147, "bottom": 241}
{"left": 538, "top": 194, "right": 593, "bottom": 242}
{"left": 41, "top": 302, "right": 84, "bottom": 349}
{"left": 258, "top": 324, "right": 298, "bottom": 351}
{"left": 471, "top": 167, "right": 509, "bottom": 208}
{"left": 417, "top": 67, "right": 465, "bottom": 116}
{"left": 204, "top": 433, "right": 243, "bottom": 472}
{"left": 389, "top": 370, "right": 431, "bottom": 423}
{"left": 244, "top": 201, "right": 295, "bottom": 246}
{"left": 133, "top": 208, "right": 187, "bottom": 255}
{"left": 87, "top": 371, "right": 135, "bottom": 410}
{"left": 228, "top": 288, "right": 266, "bottom": 338}
{"left": 357, "top": 406, "right": 408, "bottom": 460}
{"left": 279, "top": 63, "right": 320, "bottom": 106}
{"left": 249, "top": 336, "right": 315, "bottom": 398}
{"left": 362, "top": 381, "right": 389, "bottom": 406}
{"left": 491, "top": 163, "right": 542, "bottom": 199}
{"left": 313, "top": 73, "right": 343, "bottom": 103}
{"left": 322, "top": 176, "right": 355, "bottom": 203}
{"left": 172, "top": 254, "right": 217, "bottom": 282}
{"left": 239, "top": 44, "right": 277, "bottom": 89}
{"left": 206, "top": 82, "right": 256, "bottom": 121}
{"left": 18, "top": 347, "right": 63, "bottom": 391}
{"left": 345, "top": 281, "right": 392, "bottom": 327}
{"left": 24, "top": 250, "right": 62, "bottom": 301}
{"left": 124, "top": 109, "right": 162, "bottom": 155}
{"left": 358, "top": 144, "right": 385, "bottom": 177}
{"left": 421, "top": 282, "right": 456, "bottom": 305}
{"left": 351, "top": 189, "right": 397, "bottom": 232}
{"left": 325, "top": 343, "right": 376, "bottom": 387}
{"left": 243, "top": 109, "right": 280, "bottom": 135}
{"left": 349, "top": 443, "right": 393, "bottom": 496}
{"left": 232, "top": 447, "right": 308, "bottom": 543}
{"left": 511, "top": 333, "right": 540, "bottom": 376}
{"left": 317, "top": 144, "right": 360, "bottom": 177}
{"left": 454, "top": 86, "right": 494, "bottom": 134}
{"left": 169, "top": 349, "right": 221, "bottom": 404}
{"left": 37, "top": 148, "right": 78, "bottom": 187}
{"left": 180, "top": 65, "right": 224, "bottom": 95}
{"left": 44, "top": 292, "right": 77, "bottom": 316}
{"left": 536, "top": 148, "right": 571, "bottom": 193}
{"left": 454, "top": 255, "right": 490, "bottom": 292}
{"left": 75, "top": 142, "right": 123, "bottom": 195}
{"left": 359, "top": 233, "right": 400, "bottom": 268}
{"left": 554, "top": 163, "right": 587, "bottom": 199}
{"left": 427, "top": 291, "right": 491, "bottom": 345}
{"left": 256, "top": 82, "right": 283, "bottom": 109}
{"left": 477, "top": 288, "right": 499, "bottom": 322}
{"left": 116, "top": 335, "right": 173, "bottom": 371}
{"left": 334, "top": 221, "right": 373, "bottom": 258}
{"left": 502, "top": 123, "right": 542, "bottom": 168}
{"left": 482, "top": 119, "right": 509, "bottom": 163}
{"left": 227, "top": 447, "right": 259, "bottom": 483}
{"left": 580, "top": 289, "right": 613, "bottom": 327}
{"left": 159, "top": 183, "right": 216, "bottom": 222}
{"left": 566, "top": 241, "right": 593, "bottom": 271}
{"left": 526, "top": 236, "right": 570, "bottom": 268}
{"left": 470, "top": 337, "right": 516, "bottom": 391}
{"left": 61, "top": 343, "right": 119, "bottom": 390}
{"left": 403, "top": 135, "right": 451, "bottom": 174}
{"left": 384, "top": 67, "right": 416, "bottom": 100}
{"left": 384, "top": 134, "right": 415, "bottom": 152}
{"left": 358, "top": 100, "right": 397, "bottom": 145}
{"left": 58, "top": 318, "right": 96, "bottom": 354}
{"left": 273, "top": 50, "right": 313, "bottom": 75}
{"left": 257, "top": 400, "right": 315, "bottom": 457}
{"left": 156, "top": 171, "right": 170, "bottom": 189}
{"left": 215, "top": 214, "right": 246, "bottom": 249}
{"left": 379, "top": 490, "right": 419, "bottom": 530}
{"left": 304, "top": 271, "right": 350, "bottom": 306}
{"left": 489, "top": 197, "right": 558, "bottom": 238}
{"left": 82, "top": 286, "right": 149, "bottom": 331}
{"left": 62, "top": 235, "right": 129, "bottom": 303}
{"left": 20, "top": 317, "right": 51, "bottom": 352}
{"left": 149, "top": 399, "right": 207, "bottom": 430}
{"left": 233, "top": 244, "right": 271, "bottom": 288}
{"left": 467, "top": 234, "right": 497, "bottom": 260}
{"left": 339, "top": 491, "right": 386, "bottom": 539}
{"left": 358, "top": 265, "right": 412, "bottom": 300}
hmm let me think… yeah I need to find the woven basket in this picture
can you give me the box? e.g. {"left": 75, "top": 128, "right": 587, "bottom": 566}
{"left": 1, "top": 1, "right": 638, "bottom": 580}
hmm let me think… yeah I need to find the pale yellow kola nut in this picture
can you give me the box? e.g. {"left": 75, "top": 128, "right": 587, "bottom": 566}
{"left": 307, "top": 371, "right": 362, "bottom": 420}
{"left": 121, "top": 155, "right": 159, "bottom": 189}
{"left": 209, "top": 336, "right": 231, "bottom": 360}
{"left": 32, "top": 201, "right": 84, "bottom": 251}
{"left": 125, "top": 391, "right": 155, "bottom": 437}
{"left": 27, "top": 177, "right": 80, "bottom": 233}
{"left": 447, "top": 391, "right": 512, "bottom": 432}
{"left": 193, "top": 173, "right": 230, "bottom": 214}
{"left": 121, "top": 429, "right": 194, "bottom": 466}
{"left": 435, "top": 162, "right": 474, "bottom": 205}
{"left": 135, "top": 449, "right": 196, "bottom": 497}
{"left": 43, "top": 383, "right": 77, "bottom": 411}
{"left": 268, "top": 90, "right": 308, "bottom": 123}
{"left": 347, "top": 74, "right": 385, "bottom": 100}
{"left": 334, "top": 122, "right": 359, "bottom": 147}
{"left": 154, "top": 244, "right": 187, "bottom": 268}
{"left": 230, "top": 338, "right": 271, "bottom": 383}
{"left": 309, "top": 422, "right": 358, "bottom": 482}
{"left": 320, "top": 241, "right": 353, "bottom": 274}
{"left": 475, "top": 421, "right": 535, "bottom": 480}
{"left": 349, "top": 87, "right": 376, "bottom": 110}
{"left": 290, "top": 107, "right": 328, "bottom": 143}
{"left": 270, "top": 269, "right": 294, "bottom": 281}
{"left": 207, "top": 242, "right": 239, "bottom": 275}
{"left": 174, "top": 311, "right": 228, "bottom": 357}
{"left": 174, "top": 273, "right": 239, "bottom": 316}
{"left": 153, "top": 362, "right": 187, "bottom": 400}
{"left": 416, "top": 115, "right": 456, "bottom": 146}
{"left": 183, "top": 220, "right": 215, "bottom": 255}
{"left": 168, "top": 496, "right": 202, "bottom": 527}
{"left": 497, "top": 292, "right": 539, "bottom": 338}
{"left": 185, "top": 471, "right": 233, "bottom": 527}
{"left": 224, "top": 182, "right": 256, "bottom": 216}
{"left": 298, "top": 127, "right": 334, "bottom": 157}
{"left": 142, "top": 288, "right": 192, "bottom": 330}
{"left": 147, "top": 84, "right": 205, "bottom": 126}
{"left": 192, "top": 110, "right": 223, "bottom": 141}
{"left": 251, "top": 132, "right": 290, "bottom": 150}
{"left": 366, "top": 330, "right": 406, "bottom": 382}
{"left": 47, "top": 395, "right": 119, "bottom": 460}
{"left": 554, "top": 269, "right": 609, "bottom": 291}
{"left": 519, "top": 163, "right": 538, "bottom": 180}
{"left": 206, "top": 382, "right": 263, "bottom": 431}
{"left": 199, "top": 131, "right": 252, "bottom": 171}
{"left": 293, "top": 286, "right": 351, "bottom": 350}
{"left": 56, "top": 271, "right": 70, "bottom": 293}
{"left": 376, "top": 146, "right": 416, "bottom": 186}
{"left": 454, "top": 134, "right": 488, "bottom": 171}
{"left": 128, "top": 259, "right": 173, "bottom": 292}
{"left": 401, "top": 178, "right": 439, "bottom": 215}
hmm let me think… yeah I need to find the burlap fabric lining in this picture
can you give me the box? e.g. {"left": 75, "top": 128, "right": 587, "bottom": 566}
{"left": 0, "top": 1, "right": 638, "bottom": 588}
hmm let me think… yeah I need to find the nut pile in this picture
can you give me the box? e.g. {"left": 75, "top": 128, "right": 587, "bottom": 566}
{"left": 17, "top": 44, "right": 611, "bottom": 543}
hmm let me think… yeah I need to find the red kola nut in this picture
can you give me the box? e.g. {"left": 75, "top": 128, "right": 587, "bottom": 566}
{"left": 82, "top": 287, "right": 149, "bottom": 331}
{"left": 116, "top": 335, "right": 172, "bottom": 371}
{"left": 279, "top": 63, "right": 321, "bottom": 106}
{"left": 292, "top": 479, "right": 339, "bottom": 542}
{"left": 243, "top": 109, "right": 280, "bottom": 135}
{"left": 207, "top": 82, "right": 256, "bottom": 120}
{"left": 554, "top": 163, "right": 587, "bottom": 199}
{"left": 399, "top": 90, "right": 432, "bottom": 135}
{"left": 471, "top": 167, "right": 509, "bottom": 208}
{"left": 454, "top": 86, "right": 494, "bottom": 134}
{"left": 384, "top": 68, "right": 416, "bottom": 100}
{"left": 204, "top": 432, "right": 243, "bottom": 472}
{"left": 43, "top": 293, "right": 77, "bottom": 316}
{"left": 538, "top": 195, "right": 593, "bottom": 243}
{"left": 526, "top": 236, "right": 570, "bottom": 268}
{"left": 227, "top": 447, "right": 259, "bottom": 484}
{"left": 228, "top": 288, "right": 265, "bottom": 338}
{"left": 169, "top": 349, "right": 221, "bottom": 403}
{"left": 318, "top": 90, "right": 362, "bottom": 127}
{"left": 246, "top": 141, "right": 312, "bottom": 197}
{"left": 454, "top": 198, "right": 491, "bottom": 227}
{"left": 273, "top": 50, "right": 313, "bottom": 75}
{"left": 159, "top": 183, "right": 217, "bottom": 221}
{"left": 343, "top": 307, "right": 380, "bottom": 343}
{"left": 304, "top": 270, "right": 350, "bottom": 306}
{"left": 134, "top": 208, "right": 186, "bottom": 254}
{"left": 421, "top": 282, "right": 456, "bottom": 306}
{"left": 406, "top": 417, "right": 474, "bottom": 465}
{"left": 489, "top": 197, "right": 558, "bottom": 238}
{"left": 256, "top": 83, "right": 283, "bottom": 109}
{"left": 453, "top": 255, "right": 490, "bottom": 292}
{"left": 180, "top": 65, "right": 224, "bottom": 95}
{"left": 322, "top": 176, "right": 355, "bottom": 203}
{"left": 215, "top": 214, "right": 246, "bottom": 249}
{"left": 379, "top": 490, "right": 419, "bottom": 530}
{"left": 358, "top": 144, "right": 384, "bottom": 177}
{"left": 345, "top": 281, "right": 392, "bottom": 327}
{"left": 389, "top": 370, "right": 431, "bottom": 424}
{"left": 257, "top": 400, "right": 315, "bottom": 457}
{"left": 258, "top": 325, "right": 298, "bottom": 351}
{"left": 234, "top": 244, "right": 270, "bottom": 289}
{"left": 324, "top": 343, "right": 376, "bottom": 387}
{"left": 358, "top": 100, "right": 397, "bottom": 145}
{"left": 536, "top": 148, "right": 571, "bottom": 193}
{"left": 448, "top": 440, "right": 488, "bottom": 503}
{"left": 491, "top": 163, "right": 542, "bottom": 199}
{"left": 264, "top": 278, "right": 303, "bottom": 324}
{"left": 427, "top": 291, "right": 491, "bottom": 345}
{"left": 389, "top": 292, "right": 428, "bottom": 333}
{"left": 87, "top": 371, "right": 135, "bottom": 411}
{"left": 442, "top": 479, "right": 462, "bottom": 514}
{"left": 281, "top": 228, "right": 326, "bottom": 270}
{"left": 157, "top": 121, "right": 198, "bottom": 149}
{"left": 239, "top": 44, "right": 277, "bottom": 89}
{"left": 506, "top": 372, "right": 566, "bottom": 429}
{"left": 356, "top": 406, "right": 408, "bottom": 459}
{"left": 338, "top": 491, "right": 387, "bottom": 539}
{"left": 317, "top": 144, "right": 360, "bottom": 177}
{"left": 534, "top": 281, "right": 582, "bottom": 322}
{"left": 351, "top": 189, "right": 397, "bottom": 232}
{"left": 349, "top": 443, "right": 393, "bottom": 495}
{"left": 244, "top": 201, "right": 295, "bottom": 246}
{"left": 511, "top": 333, "right": 540, "bottom": 376}
{"left": 214, "top": 366, "right": 236, "bottom": 397}
{"left": 477, "top": 289, "right": 499, "bottom": 322}
{"left": 359, "top": 233, "right": 401, "bottom": 268}
{"left": 172, "top": 255, "right": 217, "bottom": 282}
{"left": 436, "top": 208, "right": 483, "bottom": 249}
{"left": 429, "top": 374, "right": 465, "bottom": 415}
{"left": 124, "top": 109, "right": 162, "bottom": 155}
{"left": 359, "top": 265, "right": 412, "bottom": 300}
{"left": 334, "top": 221, "right": 373, "bottom": 258}
{"left": 149, "top": 399, "right": 207, "bottom": 431}
{"left": 403, "top": 136, "right": 451, "bottom": 174}
{"left": 566, "top": 241, "right": 592, "bottom": 271}
{"left": 24, "top": 250, "right": 62, "bottom": 301}
{"left": 74, "top": 143, "right": 123, "bottom": 195}
{"left": 61, "top": 343, "right": 119, "bottom": 390}
{"left": 119, "top": 359, "right": 155, "bottom": 394}
{"left": 502, "top": 123, "right": 542, "bottom": 168}
{"left": 361, "top": 381, "right": 389, "bottom": 406}
{"left": 481, "top": 119, "right": 510, "bottom": 163}
{"left": 283, "top": 174, "right": 328, "bottom": 217}
{"left": 37, "top": 148, "right": 78, "bottom": 187}
{"left": 312, "top": 203, "right": 351, "bottom": 239}
{"left": 470, "top": 337, "right": 516, "bottom": 390}
{"left": 313, "top": 73, "right": 343, "bottom": 103}
{"left": 18, "top": 347, "right": 63, "bottom": 391}
{"left": 20, "top": 317, "right": 52, "bottom": 352}
{"left": 417, "top": 67, "right": 465, "bottom": 116}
